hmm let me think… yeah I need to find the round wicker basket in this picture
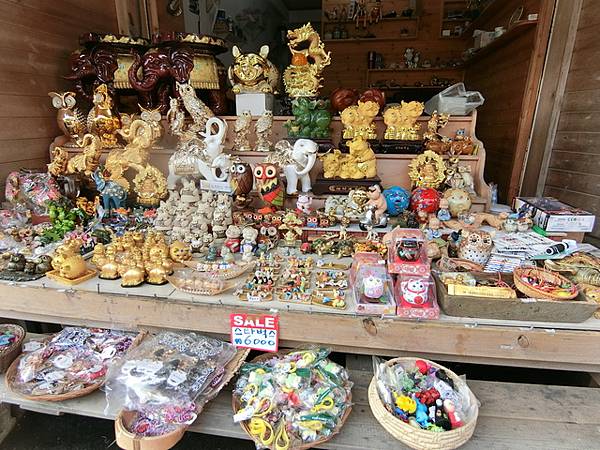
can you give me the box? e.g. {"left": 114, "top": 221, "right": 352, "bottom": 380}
{"left": 115, "top": 410, "right": 187, "bottom": 450}
{"left": 513, "top": 267, "right": 578, "bottom": 300}
{"left": 232, "top": 351, "right": 353, "bottom": 450}
{"left": 5, "top": 330, "right": 146, "bottom": 402}
{"left": 368, "top": 357, "right": 478, "bottom": 450}
{"left": 0, "top": 324, "right": 25, "bottom": 374}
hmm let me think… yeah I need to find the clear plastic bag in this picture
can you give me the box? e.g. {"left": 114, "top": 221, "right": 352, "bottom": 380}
{"left": 105, "top": 331, "right": 236, "bottom": 436}
{"left": 425, "top": 83, "right": 485, "bottom": 116}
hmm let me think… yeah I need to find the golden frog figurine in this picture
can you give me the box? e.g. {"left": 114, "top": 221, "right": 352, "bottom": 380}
{"left": 87, "top": 84, "right": 121, "bottom": 148}
{"left": 383, "top": 101, "right": 424, "bottom": 140}
{"left": 283, "top": 23, "right": 331, "bottom": 98}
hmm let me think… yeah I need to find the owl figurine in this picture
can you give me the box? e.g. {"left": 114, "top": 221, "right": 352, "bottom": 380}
{"left": 457, "top": 230, "right": 493, "bottom": 266}
{"left": 230, "top": 158, "right": 254, "bottom": 209}
{"left": 48, "top": 91, "right": 87, "bottom": 142}
{"left": 234, "top": 110, "right": 252, "bottom": 152}
{"left": 140, "top": 105, "right": 164, "bottom": 144}
{"left": 254, "top": 163, "right": 285, "bottom": 214}
{"left": 254, "top": 110, "right": 273, "bottom": 152}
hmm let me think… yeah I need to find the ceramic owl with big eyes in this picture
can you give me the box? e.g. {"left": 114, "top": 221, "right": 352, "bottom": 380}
{"left": 253, "top": 163, "right": 285, "bottom": 214}
{"left": 139, "top": 105, "right": 164, "bottom": 143}
{"left": 230, "top": 159, "right": 254, "bottom": 208}
{"left": 49, "top": 91, "right": 87, "bottom": 141}
{"left": 457, "top": 230, "right": 493, "bottom": 265}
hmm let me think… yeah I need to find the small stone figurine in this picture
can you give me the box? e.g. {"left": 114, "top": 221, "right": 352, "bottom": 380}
{"left": 234, "top": 110, "right": 252, "bottom": 152}
{"left": 254, "top": 110, "right": 273, "bottom": 152}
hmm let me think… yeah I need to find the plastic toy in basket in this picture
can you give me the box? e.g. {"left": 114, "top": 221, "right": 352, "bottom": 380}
{"left": 370, "top": 356, "right": 478, "bottom": 450}
{"left": 395, "top": 276, "right": 440, "bottom": 319}
{"left": 232, "top": 348, "right": 353, "bottom": 450}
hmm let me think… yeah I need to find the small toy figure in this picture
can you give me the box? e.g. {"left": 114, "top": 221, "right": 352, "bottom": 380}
{"left": 224, "top": 225, "right": 242, "bottom": 253}
{"left": 363, "top": 275, "right": 385, "bottom": 299}
{"left": 234, "top": 110, "right": 252, "bottom": 152}
{"left": 437, "top": 198, "right": 451, "bottom": 221}
{"left": 254, "top": 163, "right": 285, "bottom": 213}
{"left": 254, "top": 110, "right": 273, "bottom": 152}
{"left": 400, "top": 278, "right": 429, "bottom": 307}
{"left": 296, "top": 194, "right": 313, "bottom": 215}
{"left": 221, "top": 246, "right": 235, "bottom": 264}
{"left": 205, "top": 244, "right": 218, "bottom": 262}
{"left": 92, "top": 169, "right": 128, "bottom": 211}
{"left": 443, "top": 188, "right": 472, "bottom": 218}
{"left": 360, "top": 184, "right": 388, "bottom": 229}
{"left": 240, "top": 226, "right": 259, "bottom": 253}
{"left": 228, "top": 158, "right": 254, "bottom": 209}
{"left": 242, "top": 245, "right": 254, "bottom": 263}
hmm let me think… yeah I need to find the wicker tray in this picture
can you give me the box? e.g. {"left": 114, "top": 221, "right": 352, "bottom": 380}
{"left": 368, "top": 357, "right": 478, "bottom": 450}
{"left": 5, "top": 330, "right": 147, "bottom": 402}
{"left": 232, "top": 351, "right": 353, "bottom": 450}
{"left": 0, "top": 324, "right": 25, "bottom": 374}
{"left": 115, "top": 348, "right": 249, "bottom": 450}
{"left": 513, "top": 267, "right": 578, "bottom": 300}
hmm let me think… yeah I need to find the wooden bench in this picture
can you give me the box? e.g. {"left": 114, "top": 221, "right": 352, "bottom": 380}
{"left": 1, "top": 353, "right": 599, "bottom": 449}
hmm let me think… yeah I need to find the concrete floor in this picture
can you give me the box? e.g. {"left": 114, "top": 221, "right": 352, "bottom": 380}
{"left": 0, "top": 412, "right": 254, "bottom": 450}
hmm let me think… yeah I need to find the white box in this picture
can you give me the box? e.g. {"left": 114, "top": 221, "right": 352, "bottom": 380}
{"left": 514, "top": 197, "right": 596, "bottom": 233}
{"left": 235, "top": 93, "right": 274, "bottom": 116}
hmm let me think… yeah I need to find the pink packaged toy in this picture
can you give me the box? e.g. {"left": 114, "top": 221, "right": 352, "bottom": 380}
{"left": 351, "top": 254, "right": 395, "bottom": 316}
{"left": 386, "top": 228, "right": 430, "bottom": 276}
{"left": 395, "top": 275, "right": 440, "bottom": 319}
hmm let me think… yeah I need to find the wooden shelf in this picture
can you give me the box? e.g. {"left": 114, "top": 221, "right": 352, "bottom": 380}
{"left": 368, "top": 67, "right": 463, "bottom": 72}
{"left": 463, "top": 0, "right": 504, "bottom": 36}
{"left": 324, "top": 36, "right": 417, "bottom": 43}
{"left": 464, "top": 20, "right": 538, "bottom": 66}
{"left": 323, "top": 16, "right": 418, "bottom": 24}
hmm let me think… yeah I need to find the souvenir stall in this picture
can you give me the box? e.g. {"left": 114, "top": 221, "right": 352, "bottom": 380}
{"left": 0, "top": 1, "right": 600, "bottom": 449}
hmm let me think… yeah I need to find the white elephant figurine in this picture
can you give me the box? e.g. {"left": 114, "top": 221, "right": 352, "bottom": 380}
{"left": 273, "top": 139, "right": 318, "bottom": 195}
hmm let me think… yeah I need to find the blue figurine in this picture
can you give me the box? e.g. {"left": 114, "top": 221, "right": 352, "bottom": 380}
{"left": 415, "top": 399, "right": 431, "bottom": 428}
{"left": 383, "top": 186, "right": 410, "bottom": 216}
{"left": 92, "top": 169, "right": 127, "bottom": 211}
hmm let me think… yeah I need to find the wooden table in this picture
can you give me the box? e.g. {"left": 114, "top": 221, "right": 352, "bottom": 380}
{"left": 0, "top": 277, "right": 599, "bottom": 374}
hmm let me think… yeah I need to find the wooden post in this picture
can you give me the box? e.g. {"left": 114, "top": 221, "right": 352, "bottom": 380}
{"left": 0, "top": 404, "right": 15, "bottom": 444}
{"left": 520, "top": 0, "right": 583, "bottom": 196}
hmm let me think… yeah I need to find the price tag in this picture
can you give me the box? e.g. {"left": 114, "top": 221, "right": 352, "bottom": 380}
{"left": 230, "top": 313, "right": 279, "bottom": 353}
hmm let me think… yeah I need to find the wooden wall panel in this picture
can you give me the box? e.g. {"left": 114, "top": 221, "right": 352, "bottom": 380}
{"left": 321, "top": 0, "right": 466, "bottom": 95}
{"left": 463, "top": 0, "right": 547, "bottom": 203}
{"left": 0, "top": 0, "right": 119, "bottom": 189}
{"left": 544, "top": 0, "right": 600, "bottom": 239}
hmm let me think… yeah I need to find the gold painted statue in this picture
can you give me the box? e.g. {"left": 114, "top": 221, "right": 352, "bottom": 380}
{"left": 228, "top": 45, "right": 279, "bottom": 94}
{"left": 283, "top": 23, "right": 331, "bottom": 98}
{"left": 383, "top": 101, "right": 424, "bottom": 140}
{"left": 341, "top": 100, "right": 379, "bottom": 140}
{"left": 408, "top": 150, "right": 447, "bottom": 189}
{"left": 87, "top": 84, "right": 121, "bottom": 148}
{"left": 133, "top": 165, "right": 168, "bottom": 207}
{"left": 48, "top": 91, "right": 87, "bottom": 143}
{"left": 48, "top": 134, "right": 103, "bottom": 177}
{"left": 320, "top": 136, "right": 377, "bottom": 180}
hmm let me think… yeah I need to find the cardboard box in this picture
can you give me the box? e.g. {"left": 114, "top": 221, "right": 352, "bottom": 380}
{"left": 514, "top": 197, "right": 596, "bottom": 233}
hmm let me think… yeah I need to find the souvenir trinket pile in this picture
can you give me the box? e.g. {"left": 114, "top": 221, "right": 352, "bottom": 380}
{"left": 106, "top": 332, "right": 237, "bottom": 437}
{"left": 233, "top": 348, "right": 352, "bottom": 450}
{"left": 9, "top": 327, "right": 135, "bottom": 398}
{"left": 373, "top": 357, "right": 477, "bottom": 432}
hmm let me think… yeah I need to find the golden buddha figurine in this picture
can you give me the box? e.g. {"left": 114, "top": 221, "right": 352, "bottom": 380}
{"left": 383, "top": 101, "right": 424, "bottom": 140}
{"left": 408, "top": 150, "right": 447, "bottom": 189}
{"left": 133, "top": 165, "right": 168, "bottom": 207}
{"left": 283, "top": 23, "right": 331, "bottom": 98}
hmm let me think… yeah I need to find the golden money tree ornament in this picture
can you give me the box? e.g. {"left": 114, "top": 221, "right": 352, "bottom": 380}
{"left": 408, "top": 150, "right": 447, "bottom": 189}
{"left": 383, "top": 101, "right": 424, "bottom": 140}
{"left": 283, "top": 23, "right": 331, "bottom": 98}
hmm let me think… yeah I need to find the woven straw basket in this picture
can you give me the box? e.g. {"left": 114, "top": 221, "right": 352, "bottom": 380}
{"left": 5, "top": 330, "right": 147, "bottom": 402}
{"left": 232, "top": 351, "right": 353, "bottom": 450}
{"left": 368, "top": 357, "right": 478, "bottom": 450}
{"left": 513, "top": 267, "right": 578, "bottom": 300}
{"left": 0, "top": 324, "right": 25, "bottom": 373}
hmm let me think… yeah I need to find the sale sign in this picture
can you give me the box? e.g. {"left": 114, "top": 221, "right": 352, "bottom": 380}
{"left": 230, "top": 313, "right": 279, "bottom": 352}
